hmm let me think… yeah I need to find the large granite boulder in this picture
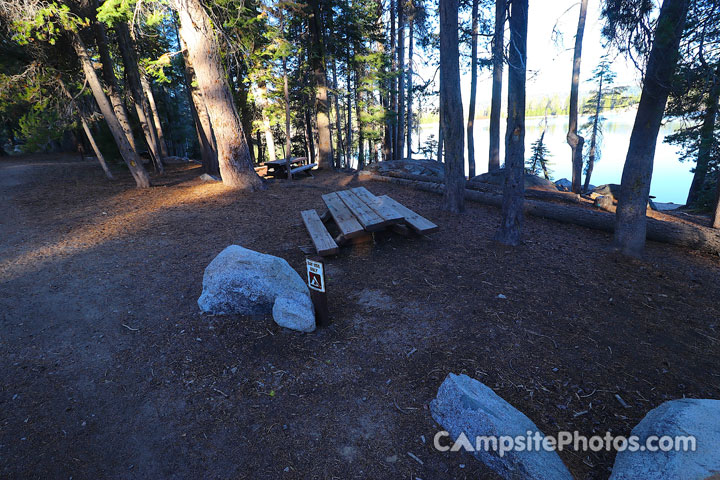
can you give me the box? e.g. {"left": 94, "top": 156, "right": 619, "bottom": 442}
{"left": 198, "top": 245, "right": 315, "bottom": 332}
{"left": 610, "top": 399, "right": 720, "bottom": 480}
{"left": 430, "top": 373, "right": 573, "bottom": 480}
{"left": 470, "top": 169, "right": 558, "bottom": 192}
{"left": 364, "top": 159, "right": 445, "bottom": 178}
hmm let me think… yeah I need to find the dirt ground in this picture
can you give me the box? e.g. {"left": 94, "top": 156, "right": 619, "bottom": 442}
{"left": 1, "top": 154, "right": 719, "bottom": 480}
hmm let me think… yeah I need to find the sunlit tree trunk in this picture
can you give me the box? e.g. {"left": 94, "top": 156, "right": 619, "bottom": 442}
{"left": 72, "top": 34, "right": 150, "bottom": 187}
{"left": 467, "top": 0, "right": 479, "bottom": 178}
{"left": 439, "top": 0, "right": 465, "bottom": 212}
{"left": 390, "top": 0, "right": 398, "bottom": 160}
{"left": 115, "top": 21, "right": 164, "bottom": 173}
{"left": 282, "top": 43, "right": 293, "bottom": 180}
{"left": 140, "top": 74, "right": 169, "bottom": 160}
{"left": 494, "top": 0, "right": 528, "bottom": 246}
{"left": 173, "top": 0, "right": 264, "bottom": 189}
{"left": 567, "top": 0, "right": 588, "bottom": 193}
{"left": 178, "top": 31, "right": 219, "bottom": 175}
{"left": 488, "top": 0, "right": 505, "bottom": 171}
{"left": 256, "top": 81, "right": 277, "bottom": 163}
{"left": 331, "top": 57, "right": 345, "bottom": 168}
{"left": 308, "top": 0, "right": 333, "bottom": 169}
{"left": 614, "top": 0, "right": 689, "bottom": 255}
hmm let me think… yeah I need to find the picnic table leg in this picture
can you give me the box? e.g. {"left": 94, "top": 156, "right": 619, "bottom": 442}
{"left": 319, "top": 209, "right": 332, "bottom": 224}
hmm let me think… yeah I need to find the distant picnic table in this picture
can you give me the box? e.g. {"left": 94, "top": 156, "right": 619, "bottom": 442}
{"left": 263, "top": 157, "right": 317, "bottom": 178}
{"left": 301, "top": 186, "right": 438, "bottom": 256}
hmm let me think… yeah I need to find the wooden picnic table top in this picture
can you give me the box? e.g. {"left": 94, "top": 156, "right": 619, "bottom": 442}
{"left": 263, "top": 157, "right": 305, "bottom": 167}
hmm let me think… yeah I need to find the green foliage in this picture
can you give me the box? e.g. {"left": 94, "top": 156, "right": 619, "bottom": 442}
{"left": 525, "top": 130, "right": 552, "bottom": 180}
{"left": 11, "top": 3, "right": 88, "bottom": 45}
{"left": 96, "top": 0, "right": 135, "bottom": 25}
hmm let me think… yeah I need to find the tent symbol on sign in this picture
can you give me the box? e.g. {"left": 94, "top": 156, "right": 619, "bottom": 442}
{"left": 309, "top": 272, "right": 322, "bottom": 289}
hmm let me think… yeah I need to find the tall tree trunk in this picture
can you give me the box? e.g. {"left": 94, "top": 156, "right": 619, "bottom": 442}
{"left": 396, "top": 0, "right": 405, "bottom": 161}
{"left": 567, "top": 0, "right": 588, "bottom": 193}
{"left": 713, "top": 178, "right": 720, "bottom": 228}
{"left": 346, "top": 42, "right": 353, "bottom": 168}
{"left": 406, "top": 11, "right": 414, "bottom": 161}
{"left": 308, "top": 0, "right": 333, "bottom": 169}
{"left": 140, "top": 75, "right": 170, "bottom": 160}
{"left": 437, "top": 106, "right": 444, "bottom": 162}
{"left": 283, "top": 46, "right": 293, "bottom": 180}
{"left": 488, "top": 0, "right": 505, "bottom": 171}
{"left": 173, "top": 0, "right": 264, "bottom": 190}
{"left": 178, "top": 32, "right": 219, "bottom": 175}
{"left": 686, "top": 64, "right": 720, "bottom": 206}
{"left": 72, "top": 34, "right": 150, "bottom": 187}
{"left": 439, "top": 0, "right": 465, "bottom": 213}
{"left": 583, "top": 74, "right": 604, "bottom": 193}
{"left": 59, "top": 78, "right": 114, "bottom": 180}
{"left": 331, "top": 57, "right": 345, "bottom": 168}
{"left": 355, "top": 67, "right": 365, "bottom": 169}
{"left": 256, "top": 81, "right": 277, "bottom": 163}
{"left": 115, "top": 21, "right": 164, "bottom": 173}
{"left": 390, "top": 0, "right": 398, "bottom": 160}
{"left": 613, "top": 0, "right": 689, "bottom": 255}
{"left": 92, "top": 19, "right": 138, "bottom": 153}
{"left": 494, "top": 0, "right": 528, "bottom": 245}
{"left": 467, "top": 0, "right": 480, "bottom": 178}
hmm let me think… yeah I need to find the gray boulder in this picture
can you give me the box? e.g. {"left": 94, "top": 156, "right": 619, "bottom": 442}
{"left": 365, "top": 159, "right": 445, "bottom": 178}
{"left": 198, "top": 245, "right": 315, "bottom": 332}
{"left": 593, "top": 184, "right": 622, "bottom": 199}
{"left": 430, "top": 373, "right": 573, "bottom": 480}
{"left": 471, "top": 169, "right": 558, "bottom": 192}
{"left": 610, "top": 399, "right": 720, "bottom": 480}
{"left": 554, "top": 178, "right": 572, "bottom": 192}
{"left": 594, "top": 195, "right": 614, "bottom": 212}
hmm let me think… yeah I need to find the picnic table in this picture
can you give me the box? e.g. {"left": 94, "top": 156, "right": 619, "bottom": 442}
{"left": 263, "top": 157, "right": 317, "bottom": 178}
{"left": 301, "top": 186, "right": 438, "bottom": 256}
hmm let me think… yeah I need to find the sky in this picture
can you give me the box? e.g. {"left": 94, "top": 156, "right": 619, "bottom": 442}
{"left": 451, "top": 0, "right": 644, "bottom": 108}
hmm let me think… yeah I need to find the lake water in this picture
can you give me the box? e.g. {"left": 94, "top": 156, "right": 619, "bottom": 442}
{"left": 416, "top": 111, "right": 692, "bottom": 204}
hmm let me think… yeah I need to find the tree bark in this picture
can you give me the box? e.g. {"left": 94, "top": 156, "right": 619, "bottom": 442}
{"left": 494, "top": 0, "right": 527, "bottom": 245}
{"left": 439, "top": 0, "right": 465, "bottom": 213}
{"left": 467, "top": 0, "right": 479, "bottom": 178}
{"left": 255, "top": 81, "right": 277, "bottom": 163}
{"left": 331, "top": 57, "right": 345, "bottom": 168}
{"left": 713, "top": 177, "right": 720, "bottom": 228}
{"left": 173, "top": 0, "right": 263, "bottom": 189}
{"left": 308, "top": 0, "right": 333, "bottom": 169}
{"left": 437, "top": 106, "right": 443, "bottom": 162}
{"left": 115, "top": 21, "right": 164, "bottom": 173}
{"left": 178, "top": 32, "right": 219, "bottom": 175}
{"left": 686, "top": 64, "right": 720, "bottom": 206}
{"left": 72, "top": 34, "right": 150, "bottom": 187}
{"left": 283, "top": 48, "right": 293, "bottom": 180}
{"left": 140, "top": 74, "right": 169, "bottom": 160}
{"left": 488, "top": 0, "right": 505, "bottom": 172}
{"left": 390, "top": 0, "right": 398, "bottom": 160}
{"left": 567, "top": 0, "right": 588, "bottom": 194}
{"left": 614, "top": 0, "right": 689, "bottom": 255}
{"left": 58, "top": 78, "right": 114, "bottom": 180}
{"left": 92, "top": 19, "right": 138, "bottom": 153}
{"left": 396, "top": 0, "right": 405, "bottom": 162}
{"left": 406, "top": 11, "right": 414, "bottom": 161}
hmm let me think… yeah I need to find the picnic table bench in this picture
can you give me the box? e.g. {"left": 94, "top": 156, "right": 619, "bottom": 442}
{"left": 301, "top": 186, "right": 438, "bottom": 256}
{"left": 263, "top": 157, "right": 317, "bottom": 178}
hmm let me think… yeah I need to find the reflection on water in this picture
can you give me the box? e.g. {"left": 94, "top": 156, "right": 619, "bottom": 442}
{"left": 417, "top": 111, "right": 691, "bottom": 204}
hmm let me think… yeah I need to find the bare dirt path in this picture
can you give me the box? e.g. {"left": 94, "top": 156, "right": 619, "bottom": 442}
{"left": 1, "top": 154, "right": 719, "bottom": 479}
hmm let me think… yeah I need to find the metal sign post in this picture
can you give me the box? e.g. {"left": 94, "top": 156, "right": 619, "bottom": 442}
{"left": 306, "top": 256, "right": 330, "bottom": 327}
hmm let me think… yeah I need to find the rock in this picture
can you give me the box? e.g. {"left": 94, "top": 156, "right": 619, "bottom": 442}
{"left": 364, "top": 159, "right": 445, "bottom": 178}
{"left": 554, "top": 178, "right": 572, "bottom": 192}
{"left": 593, "top": 184, "right": 622, "bottom": 199}
{"left": 272, "top": 294, "right": 315, "bottom": 333}
{"left": 654, "top": 202, "right": 684, "bottom": 211}
{"left": 198, "top": 245, "right": 315, "bottom": 332}
{"left": 471, "top": 169, "right": 558, "bottom": 192}
{"left": 594, "top": 195, "right": 614, "bottom": 212}
{"left": 199, "top": 173, "right": 221, "bottom": 182}
{"left": 430, "top": 373, "right": 573, "bottom": 480}
{"left": 610, "top": 399, "right": 720, "bottom": 480}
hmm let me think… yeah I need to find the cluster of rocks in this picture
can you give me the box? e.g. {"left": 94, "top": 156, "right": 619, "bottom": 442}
{"left": 364, "top": 159, "right": 445, "bottom": 178}
{"left": 431, "top": 374, "right": 720, "bottom": 479}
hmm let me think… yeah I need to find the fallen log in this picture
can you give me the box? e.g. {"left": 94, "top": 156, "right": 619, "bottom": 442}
{"left": 359, "top": 171, "right": 720, "bottom": 255}
{"left": 381, "top": 170, "right": 587, "bottom": 205}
